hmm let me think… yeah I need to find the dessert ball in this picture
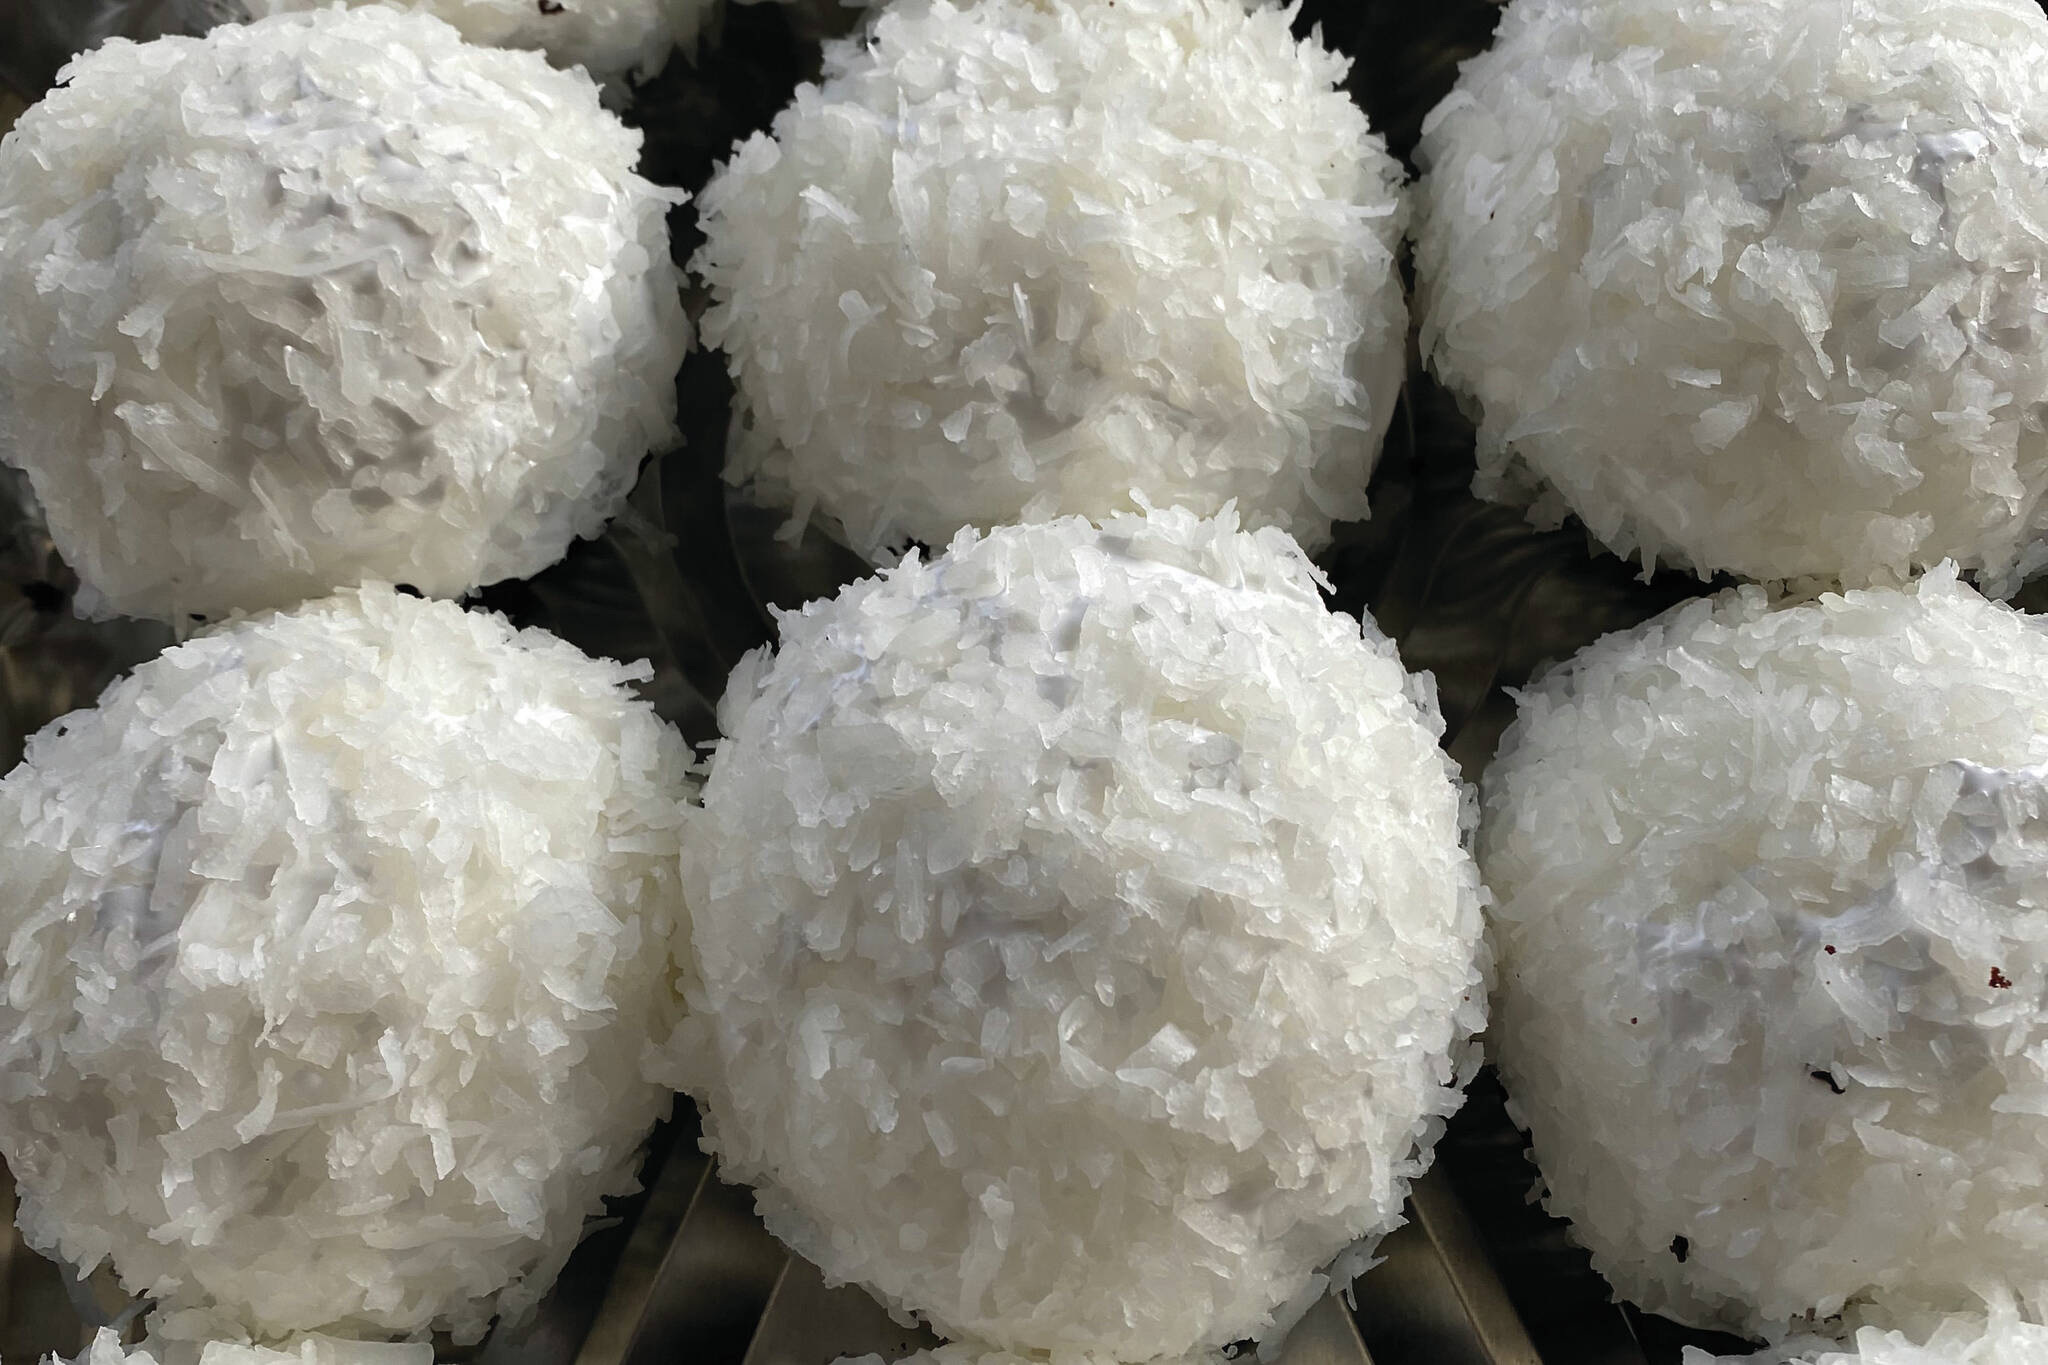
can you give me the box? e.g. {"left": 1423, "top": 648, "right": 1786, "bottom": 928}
{"left": 231, "top": 0, "right": 713, "bottom": 93}
{"left": 0, "top": 586, "right": 692, "bottom": 1342}
{"left": 62, "top": 1330, "right": 432, "bottom": 1365}
{"left": 1682, "top": 1298, "right": 2048, "bottom": 1364}
{"left": 1481, "top": 567, "right": 2048, "bottom": 1338}
{"left": 1415, "top": 0, "right": 2048, "bottom": 594}
{"left": 0, "top": 7, "right": 689, "bottom": 623}
{"left": 669, "top": 507, "right": 1488, "bottom": 1361}
{"left": 694, "top": 0, "right": 1409, "bottom": 562}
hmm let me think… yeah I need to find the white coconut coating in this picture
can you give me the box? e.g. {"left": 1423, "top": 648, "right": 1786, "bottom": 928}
{"left": 693, "top": 0, "right": 1408, "bottom": 562}
{"left": 59, "top": 1330, "right": 433, "bottom": 1365}
{"left": 1682, "top": 1299, "right": 2048, "bottom": 1364}
{"left": 1481, "top": 567, "right": 2048, "bottom": 1338}
{"left": 0, "top": 7, "right": 689, "bottom": 623}
{"left": 233, "top": 0, "right": 712, "bottom": 93}
{"left": 667, "top": 506, "right": 1489, "bottom": 1361}
{"left": 0, "top": 586, "right": 692, "bottom": 1342}
{"left": 1414, "top": 0, "right": 2048, "bottom": 594}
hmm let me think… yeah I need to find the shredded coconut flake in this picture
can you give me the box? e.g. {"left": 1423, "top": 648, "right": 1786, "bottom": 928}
{"left": 0, "top": 7, "right": 690, "bottom": 622}
{"left": 1482, "top": 566, "right": 2048, "bottom": 1338}
{"left": 56, "top": 1329, "right": 435, "bottom": 1365}
{"left": 228, "top": 0, "right": 713, "bottom": 93}
{"left": 0, "top": 586, "right": 693, "bottom": 1342}
{"left": 666, "top": 506, "right": 1489, "bottom": 1361}
{"left": 1682, "top": 1293, "right": 2048, "bottom": 1364}
{"left": 1415, "top": 0, "right": 2048, "bottom": 594}
{"left": 693, "top": 0, "right": 1408, "bottom": 562}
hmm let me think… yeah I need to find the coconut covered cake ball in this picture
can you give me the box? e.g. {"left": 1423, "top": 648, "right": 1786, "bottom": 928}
{"left": 59, "top": 1331, "right": 434, "bottom": 1365}
{"left": 1682, "top": 1297, "right": 2048, "bottom": 1365}
{"left": 0, "top": 585, "right": 691, "bottom": 1342}
{"left": 1415, "top": 0, "right": 2048, "bottom": 593}
{"left": 0, "top": 6, "right": 689, "bottom": 623}
{"left": 693, "top": 0, "right": 1409, "bottom": 562}
{"left": 667, "top": 506, "right": 1489, "bottom": 1361}
{"left": 229, "top": 0, "right": 713, "bottom": 93}
{"left": 1481, "top": 568, "right": 2048, "bottom": 1339}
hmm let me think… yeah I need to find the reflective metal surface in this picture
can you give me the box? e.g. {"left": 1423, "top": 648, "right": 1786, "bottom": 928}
{"left": 0, "top": 0, "right": 1771, "bottom": 1361}
{"left": 1353, "top": 1172, "right": 1541, "bottom": 1365}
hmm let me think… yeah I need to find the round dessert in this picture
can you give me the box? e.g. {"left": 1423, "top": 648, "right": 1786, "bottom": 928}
{"left": 0, "top": 6, "right": 689, "bottom": 623}
{"left": 68, "top": 1331, "right": 432, "bottom": 1365}
{"left": 1683, "top": 1300, "right": 2048, "bottom": 1364}
{"left": 1481, "top": 567, "right": 2048, "bottom": 1338}
{"left": 0, "top": 585, "right": 692, "bottom": 1342}
{"left": 230, "top": 0, "right": 713, "bottom": 94}
{"left": 1415, "top": 0, "right": 2048, "bottom": 594}
{"left": 669, "top": 507, "right": 1489, "bottom": 1361}
{"left": 693, "top": 0, "right": 1409, "bottom": 562}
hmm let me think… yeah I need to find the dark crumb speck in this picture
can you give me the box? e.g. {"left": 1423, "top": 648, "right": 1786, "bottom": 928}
{"left": 1629, "top": 1017, "right": 1638, "bottom": 1025}
{"left": 1824, "top": 944, "right": 1837, "bottom": 955}
{"left": 1810, "top": 1068, "right": 1845, "bottom": 1095}
{"left": 1670, "top": 1235, "right": 1689, "bottom": 1263}
{"left": 537, "top": 0, "right": 563, "bottom": 13}
{"left": 20, "top": 580, "right": 63, "bottom": 613}
{"left": 1991, "top": 966, "right": 2014, "bottom": 990}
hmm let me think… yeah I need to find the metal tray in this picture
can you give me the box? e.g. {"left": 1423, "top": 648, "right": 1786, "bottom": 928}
{"left": 0, "top": 2, "right": 1806, "bottom": 1360}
